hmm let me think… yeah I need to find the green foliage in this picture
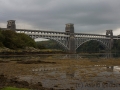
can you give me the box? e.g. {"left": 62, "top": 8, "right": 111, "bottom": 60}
{"left": 17, "top": 33, "right": 36, "bottom": 48}
{"left": 76, "top": 40, "right": 104, "bottom": 53}
{"left": 0, "top": 30, "right": 4, "bottom": 47}
{"left": 112, "top": 39, "right": 120, "bottom": 51}
{"left": 36, "top": 40, "right": 63, "bottom": 50}
{"left": 36, "top": 41, "right": 46, "bottom": 49}
{"left": 76, "top": 39, "right": 120, "bottom": 53}
{"left": 0, "top": 30, "right": 36, "bottom": 49}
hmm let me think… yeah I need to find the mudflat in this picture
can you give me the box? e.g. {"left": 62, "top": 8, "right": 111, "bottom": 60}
{"left": 0, "top": 57, "right": 120, "bottom": 90}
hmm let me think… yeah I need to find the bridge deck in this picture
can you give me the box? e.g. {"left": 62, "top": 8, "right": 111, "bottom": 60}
{"left": 1, "top": 28, "right": 120, "bottom": 39}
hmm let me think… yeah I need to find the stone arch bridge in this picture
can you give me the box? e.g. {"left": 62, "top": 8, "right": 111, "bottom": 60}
{"left": 1, "top": 20, "right": 120, "bottom": 53}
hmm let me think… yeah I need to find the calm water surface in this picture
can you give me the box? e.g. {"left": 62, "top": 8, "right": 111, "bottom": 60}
{"left": 1, "top": 53, "right": 120, "bottom": 90}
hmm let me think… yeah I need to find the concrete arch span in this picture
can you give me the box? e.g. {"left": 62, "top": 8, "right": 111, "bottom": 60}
{"left": 76, "top": 39, "right": 111, "bottom": 51}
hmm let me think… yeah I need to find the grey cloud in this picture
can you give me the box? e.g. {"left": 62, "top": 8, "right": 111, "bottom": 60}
{"left": 1, "top": 0, "right": 120, "bottom": 34}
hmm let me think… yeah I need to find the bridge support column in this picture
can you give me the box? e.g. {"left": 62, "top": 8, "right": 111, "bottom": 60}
{"left": 106, "top": 30, "right": 113, "bottom": 51}
{"left": 65, "top": 23, "right": 76, "bottom": 53}
{"left": 69, "top": 33, "right": 76, "bottom": 53}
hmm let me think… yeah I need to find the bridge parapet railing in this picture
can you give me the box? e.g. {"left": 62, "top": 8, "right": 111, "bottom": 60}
{"left": 24, "top": 33, "right": 69, "bottom": 37}
{"left": 74, "top": 33, "right": 109, "bottom": 38}
{"left": 16, "top": 29, "right": 69, "bottom": 36}
{"left": 16, "top": 29, "right": 67, "bottom": 33}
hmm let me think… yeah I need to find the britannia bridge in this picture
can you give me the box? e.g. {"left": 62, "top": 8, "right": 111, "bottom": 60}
{"left": 1, "top": 20, "right": 120, "bottom": 53}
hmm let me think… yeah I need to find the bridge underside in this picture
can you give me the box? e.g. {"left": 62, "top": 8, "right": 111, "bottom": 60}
{"left": 30, "top": 35, "right": 70, "bottom": 51}
{"left": 28, "top": 34, "right": 112, "bottom": 53}
{"left": 75, "top": 38, "right": 112, "bottom": 51}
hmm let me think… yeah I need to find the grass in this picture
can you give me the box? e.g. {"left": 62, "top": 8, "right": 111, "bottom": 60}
{"left": 1, "top": 87, "right": 29, "bottom": 90}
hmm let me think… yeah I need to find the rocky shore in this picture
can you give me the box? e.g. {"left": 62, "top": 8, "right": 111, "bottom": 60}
{"left": 0, "top": 74, "right": 53, "bottom": 90}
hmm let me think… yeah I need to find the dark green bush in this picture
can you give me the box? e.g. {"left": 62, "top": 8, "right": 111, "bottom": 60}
{"left": 0, "top": 30, "right": 36, "bottom": 49}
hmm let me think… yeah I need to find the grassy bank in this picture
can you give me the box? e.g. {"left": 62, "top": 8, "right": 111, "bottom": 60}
{"left": 1, "top": 87, "right": 28, "bottom": 90}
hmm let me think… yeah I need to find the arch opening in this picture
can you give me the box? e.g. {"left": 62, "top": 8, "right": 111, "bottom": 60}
{"left": 34, "top": 37, "right": 69, "bottom": 51}
{"left": 76, "top": 40, "right": 108, "bottom": 53}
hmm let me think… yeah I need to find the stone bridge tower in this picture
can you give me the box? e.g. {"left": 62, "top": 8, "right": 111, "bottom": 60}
{"left": 65, "top": 23, "right": 76, "bottom": 53}
{"left": 106, "top": 30, "right": 113, "bottom": 50}
{"left": 7, "top": 20, "right": 16, "bottom": 30}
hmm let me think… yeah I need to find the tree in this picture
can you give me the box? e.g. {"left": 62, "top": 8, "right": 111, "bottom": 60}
{"left": 76, "top": 40, "right": 104, "bottom": 53}
{"left": 0, "top": 30, "right": 36, "bottom": 49}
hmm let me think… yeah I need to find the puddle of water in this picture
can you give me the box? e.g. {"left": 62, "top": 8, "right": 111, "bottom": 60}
{"left": 0, "top": 53, "right": 117, "bottom": 60}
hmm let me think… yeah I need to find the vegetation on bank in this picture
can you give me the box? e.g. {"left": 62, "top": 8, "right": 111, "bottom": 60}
{"left": 1, "top": 87, "right": 28, "bottom": 90}
{"left": 0, "top": 29, "right": 36, "bottom": 49}
{"left": 77, "top": 40, "right": 120, "bottom": 53}
{"left": 36, "top": 40, "right": 64, "bottom": 50}
{"left": 0, "top": 29, "right": 64, "bottom": 54}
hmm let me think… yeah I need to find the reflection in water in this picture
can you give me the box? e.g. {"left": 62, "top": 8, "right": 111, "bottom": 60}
{"left": 101, "top": 53, "right": 113, "bottom": 59}
{"left": 61, "top": 53, "right": 114, "bottom": 59}
{"left": 106, "top": 66, "right": 114, "bottom": 72}
{"left": 0, "top": 53, "right": 117, "bottom": 60}
{"left": 62, "top": 54, "right": 81, "bottom": 59}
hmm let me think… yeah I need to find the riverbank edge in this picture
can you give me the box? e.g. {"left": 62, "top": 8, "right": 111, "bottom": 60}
{"left": 0, "top": 74, "right": 54, "bottom": 90}
{"left": 0, "top": 47, "right": 67, "bottom": 55}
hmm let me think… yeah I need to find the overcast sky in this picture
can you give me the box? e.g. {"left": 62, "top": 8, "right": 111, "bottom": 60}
{"left": 0, "top": 0, "right": 120, "bottom": 35}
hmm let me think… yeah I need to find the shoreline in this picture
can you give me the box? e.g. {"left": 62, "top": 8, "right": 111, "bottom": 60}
{"left": 0, "top": 50, "right": 67, "bottom": 55}
{"left": 0, "top": 74, "right": 54, "bottom": 90}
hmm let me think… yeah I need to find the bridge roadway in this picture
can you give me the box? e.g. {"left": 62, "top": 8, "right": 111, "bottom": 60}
{"left": 16, "top": 29, "right": 116, "bottom": 39}
{"left": 3, "top": 27, "right": 119, "bottom": 40}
